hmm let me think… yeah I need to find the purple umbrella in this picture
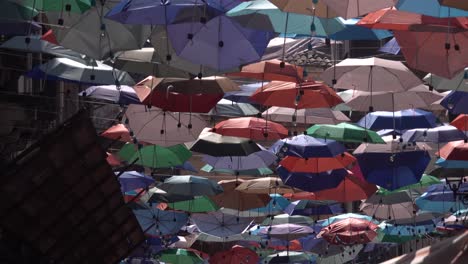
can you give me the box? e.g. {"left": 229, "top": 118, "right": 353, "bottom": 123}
{"left": 259, "top": 223, "right": 315, "bottom": 240}
{"left": 167, "top": 15, "right": 276, "bottom": 71}
{"left": 202, "top": 146, "right": 276, "bottom": 170}
{"left": 379, "top": 37, "right": 400, "bottom": 55}
{"left": 116, "top": 171, "right": 155, "bottom": 192}
{"left": 79, "top": 85, "right": 141, "bottom": 105}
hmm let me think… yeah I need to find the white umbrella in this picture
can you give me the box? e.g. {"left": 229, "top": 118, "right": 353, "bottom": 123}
{"left": 124, "top": 104, "right": 207, "bottom": 146}
{"left": 262, "top": 106, "right": 350, "bottom": 125}
{"left": 344, "top": 85, "right": 444, "bottom": 111}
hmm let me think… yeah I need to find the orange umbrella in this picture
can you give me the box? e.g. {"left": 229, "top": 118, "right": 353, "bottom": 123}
{"left": 250, "top": 81, "right": 343, "bottom": 109}
{"left": 437, "top": 140, "right": 468, "bottom": 160}
{"left": 226, "top": 59, "right": 303, "bottom": 83}
{"left": 101, "top": 124, "right": 132, "bottom": 142}
{"left": 279, "top": 152, "right": 356, "bottom": 173}
{"left": 451, "top": 114, "right": 468, "bottom": 132}
{"left": 210, "top": 179, "right": 271, "bottom": 211}
{"left": 213, "top": 117, "right": 289, "bottom": 140}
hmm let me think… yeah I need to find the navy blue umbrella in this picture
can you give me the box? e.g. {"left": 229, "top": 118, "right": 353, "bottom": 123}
{"left": 357, "top": 109, "right": 438, "bottom": 130}
{"left": 277, "top": 166, "right": 348, "bottom": 192}
{"left": 284, "top": 200, "right": 343, "bottom": 216}
{"left": 355, "top": 151, "right": 431, "bottom": 190}
{"left": 79, "top": 85, "right": 141, "bottom": 105}
{"left": 440, "top": 91, "right": 468, "bottom": 114}
{"left": 270, "top": 135, "right": 346, "bottom": 158}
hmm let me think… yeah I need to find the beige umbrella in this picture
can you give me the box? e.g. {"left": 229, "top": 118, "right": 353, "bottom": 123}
{"left": 354, "top": 135, "right": 431, "bottom": 154}
{"left": 210, "top": 179, "right": 271, "bottom": 211}
{"left": 322, "top": 0, "right": 395, "bottom": 19}
{"left": 269, "top": 0, "right": 338, "bottom": 17}
{"left": 262, "top": 106, "right": 350, "bottom": 125}
{"left": 235, "top": 177, "right": 297, "bottom": 194}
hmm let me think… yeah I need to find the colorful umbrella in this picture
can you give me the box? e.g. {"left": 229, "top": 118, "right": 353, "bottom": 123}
{"left": 402, "top": 126, "right": 467, "bottom": 143}
{"left": 268, "top": 0, "right": 338, "bottom": 17}
{"left": 101, "top": 124, "right": 133, "bottom": 142}
{"left": 441, "top": 91, "right": 468, "bottom": 114}
{"left": 321, "top": 213, "right": 377, "bottom": 226}
{"left": 306, "top": 122, "right": 385, "bottom": 144}
{"left": 224, "top": 193, "right": 291, "bottom": 217}
{"left": 285, "top": 200, "right": 343, "bottom": 216}
{"left": 158, "top": 175, "right": 224, "bottom": 196}
{"left": 226, "top": 59, "right": 303, "bottom": 83}
{"left": 212, "top": 117, "right": 289, "bottom": 140}
{"left": 424, "top": 68, "right": 468, "bottom": 92}
{"left": 261, "top": 214, "right": 314, "bottom": 226}
{"left": 378, "top": 174, "right": 442, "bottom": 195}
{"left": 226, "top": 0, "right": 345, "bottom": 36}
{"left": 438, "top": 0, "right": 468, "bottom": 11}
{"left": 250, "top": 81, "right": 343, "bottom": 109}
{"left": 360, "top": 190, "right": 420, "bottom": 220}
{"left": 1, "top": 0, "right": 38, "bottom": 21}
{"left": 235, "top": 177, "right": 297, "bottom": 194}
{"left": 262, "top": 107, "right": 350, "bottom": 125}
{"left": 191, "top": 211, "right": 253, "bottom": 237}
{"left": 124, "top": 104, "right": 207, "bottom": 146}
{"left": 259, "top": 223, "right": 316, "bottom": 240}
{"left": 322, "top": 0, "right": 394, "bottom": 19}
{"left": 264, "top": 251, "right": 314, "bottom": 264}
{"left": 357, "top": 109, "right": 438, "bottom": 130}
{"left": 133, "top": 208, "right": 189, "bottom": 236}
{"left": 207, "top": 99, "right": 259, "bottom": 117}
{"left": 415, "top": 183, "right": 468, "bottom": 213}
{"left": 116, "top": 171, "right": 155, "bottom": 192}
{"left": 124, "top": 144, "right": 192, "bottom": 169}
{"left": 159, "top": 248, "right": 204, "bottom": 264}
{"left": 200, "top": 164, "right": 273, "bottom": 176}
{"left": 210, "top": 179, "right": 271, "bottom": 211}
{"left": 224, "top": 82, "right": 265, "bottom": 103}
{"left": 279, "top": 152, "right": 356, "bottom": 173}
{"left": 141, "top": 186, "right": 193, "bottom": 204}
{"left": 270, "top": 134, "right": 346, "bottom": 158}
{"left": 78, "top": 85, "right": 140, "bottom": 105}
{"left": 380, "top": 37, "right": 400, "bottom": 55}
{"left": 438, "top": 140, "right": 468, "bottom": 162}
{"left": 377, "top": 221, "right": 436, "bottom": 243}
{"left": 330, "top": 17, "right": 393, "bottom": 40}
{"left": 188, "top": 128, "right": 262, "bottom": 156}
{"left": 319, "top": 218, "right": 379, "bottom": 245}
{"left": 451, "top": 114, "right": 468, "bottom": 132}
{"left": 394, "top": 30, "right": 468, "bottom": 79}
{"left": 167, "top": 196, "right": 219, "bottom": 213}
{"left": 210, "top": 245, "right": 259, "bottom": 264}
{"left": 19, "top": 0, "right": 93, "bottom": 13}
{"left": 396, "top": 0, "right": 468, "bottom": 17}
{"left": 203, "top": 147, "right": 276, "bottom": 171}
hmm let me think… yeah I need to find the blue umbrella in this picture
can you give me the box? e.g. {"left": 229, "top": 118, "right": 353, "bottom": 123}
{"left": 133, "top": 208, "right": 189, "bottom": 236}
{"left": 441, "top": 91, "right": 468, "bottom": 114}
{"left": 355, "top": 151, "right": 431, "bottom": 190}
{"left": 243, "top": 194, "right": 291, "bottom": 217}
{"left": 79, "top": 85, "right": 141, "bottom": 105}
{"left": 270, "top": 135, "right": 346, "bottom": 158}
{"left": 416, "top": 183, "right": 468, "bottom": 214}
{"left": 396, "top": 0, "right": 468, "bottom": 17}
{"left": 379, "top": 37, "right": 400, "bottom": 55}
{"left": 277, "top": 166, "right": 348, "bottom": 192}
{"left": 284, "top": 200, "right": 343, "bottom": 216}
{"left": 116, "top": 171, "right": 155, "bottom": 192}
{"left": 105, "top": 0, "right": 225, "bottom": 25}
{"left": 224, "top": 82, "right": 265, "bottom": 104}
{"left": 357, "top": 109, "right": 438, "bottom": 130}
{"left": 435, "top": 158, "right": 468, "bottom": 168}
{"left": 402, "top": 126, "right": 467, "bottom": 143}
{"left": 167, "top": 15, "right": 276, "bottom": 71}
{"left": 330, "top": 18, "right": 392, "bottom": 41}
{"left": 378, "top": 222, "right": 436, "bottom": 243}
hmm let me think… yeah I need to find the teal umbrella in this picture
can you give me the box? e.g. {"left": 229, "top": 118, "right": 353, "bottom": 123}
{"left": 227, "top": 0, "right": 345, "bottom": 37}
{"left": 16, "top": 0, "right": 93, "bottom": 13}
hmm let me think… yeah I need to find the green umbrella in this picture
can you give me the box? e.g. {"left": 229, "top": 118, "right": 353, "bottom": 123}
{"left": 2, "top": 1, "right": 38, "bottom": 20}
{"left": 17, "top": 0, "right": 93, "bottom": 13}
{"left": 168, "top": 196, "right": 219, "bottom": 213}
{"left": 306, "top": 122, "right": 386, "bottom": 144}
{"left": 200, "top": 164, "right": 273, "bottom": 176}
{"left": 377, "top": 174, "right": 441, "bottom": 195}
{"left": 159, "top": 249, "right": 203, "bottom": 264}
{"left": 123, "top": 144, "right": 192, "bottom": 168}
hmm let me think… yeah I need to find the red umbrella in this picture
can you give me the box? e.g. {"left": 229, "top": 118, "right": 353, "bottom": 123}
{"left": 451, "top": 114, "right": 468, "bottom": 132}
{"left": 209, "top": 245, "right": 259, "bottom": 264}
{"left": 279, "top": 152, "right": 356, "bottom": 173}
{"left": 437, "top": 140, "right": 468, "bottom": 160}
{"left": 101, "top": 124, "right": 132, "bottom": 142}
{"left": 318, "top": 218, "right": 379, "bottom": 245}
{"left": 226, "top": 59, "right": 303, "bottom": 83}
{"left": 133, "top": 75, "right": 238, "bottom": 113}
{"left": 212, "top": 117, "right": 289, "bottom": 140}
{"left": 284, "top": 175, "right": 376, "bottom": 202}
{"left": 250, "top": 81, "right": 343, "bottom": 109}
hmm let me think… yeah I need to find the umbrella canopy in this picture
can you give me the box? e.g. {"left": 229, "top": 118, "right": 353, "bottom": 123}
{"left": 270, "top": 134, "right": 346, "bottom": 158}
{"left": 250, "top": 81, "right": 343, "bottom": 109}
{"left": 441, "top": 91, "right": 468, "bottom": 114}
{"left": 343, "top": 86, "right": 444, "bottom": 112}
{"left": 226, "top": 59, "right": 303, "bottom": 83}
{"left": 133, "top": 75, "right": 238, "bottom": 113}
{"left": 261, "top": 214, "right": 314, "bottom": 226}
{"left": 396, "top": 0, "right": 468, "bottom": 17}
{"left": 133, "top": 208, "right": 189, "bottom": 236}
{"left": 117, "top": 171, "right": 155, "bottom": 192}
{"left": 125, "top": 140, "right": 192, "bottom": 169}
{"left": 167, "top": 15, "right": 276, "bottom": 71}
{"left": 141, "top": 186, "right": 193, "bottom": 204}
{"left": 188, "top": 128, "right": 262, "bottom": 156}
{"left": 79, "top": 85, "right": 140, "bottom": 105}
{"left": 226, "top": 0, "right": 345, "bottom": 36}
{"left": 285, "top": 200, "right": 343, "bottom": 216}
{"left": 16, "top": 0, "right": 93, "bottom": 13}
{"left": 201, "top": 164, "right": 273, "bottom": 176}
{"left": 207, "top": 99, "right": 259, "bottom": 117}
{"left": 262, "top": 107, "right": 350, "bottom": 125}
{"left": 321, "top": 57, "right": 423, "bottom": 93}
{"left": 402, "top": 126, "right": 467, "bottom": 143}
{"left": 380, "top": 37, "right": 400, "bottom": 55}
{"left": 378, "top": 174, "right": 442, "bottom": 195}
{"left": 235, "top": 177, "right": 297, "bottom": 194}
{"left": 439, "top": 0, "right": 468, "bottom": 11}
{"left": 0, "top": 19, "right": 41, "bottom": 36}
{"left": 224, "top": 82, "right": 265, "bottom": 103}
{"left": 319, "top": 218, "right": 379, "bottom": 245}
{"left": 1, "top": 0, "right": 38, "bottom": 21}
{"left": 451, "top": 114, "right": 468, "bottom": 132}
{"left": 394, "top": 30, "right": 468, "bottom": 79}
{"left": 322, "top": 0, "right": 394, "bottom": 19}
{"left": 212, "top": 117, "right": 288, "bottom": 140}
{"left": 330, "top": 17, "right": 393, "bottom": 40}
{"left": 437, "top": 140, "right": 468, "bottom": 167}
{"left": 191, "top": 211, "right": 253, "bottom": 237}
{"left": 210, "top": 245, "right": 258, "bottom": 264}
{"left": 268, "top": 0, "right": 338, "bottom": 17}
{"left": 159, "top": 248, "right": 204, "bottom": 264}
{"left": 259, "top": 223, "right": 316, "bottom": 240}
{"left": 306, "top": 122, "right": 385, "bottom": 144}
{"left": 279, "top": 152, "right": 356, "bottom": 172}
{"left": 264, "top": 251, "right": 314, "bottom": 264}
{"left": 415, "top": 183, "right": 468, "bottom": 213}
{"left": 26, "top": 57, "right": 135, "bottom": 85}
{"left": 357, "top": 109, "right": 438, "bottom": 130}
{"left": 321, "top": 213, "right": 376, "bottom": 226}
{"left": 167, "top": 196, "right": 219, "bottom": 213}
{"left": 124, "top": 104, "right": 207, "bottom": 146}
{"left": 424, "top": 68, "right": 468, "bottom": 92}
{"left": 158, "top": 175, "right": 224, "bottom": 196}
{"left": 210, "top": 179, "right": 271, "bottom": 211}
{"left": 377, "top": 221, "right": 436, "bottom": 243}
{"left": 101, "top": 124, "right": 133, "bottom": 142}
{"left": 360, "top": 190, "right": 419, "bottom": 220}
{"left": 277, "top": 166, "right": 349, "bottom": 192}
{"left": 203, "top": 147, "right": 276, "bottom": 171}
